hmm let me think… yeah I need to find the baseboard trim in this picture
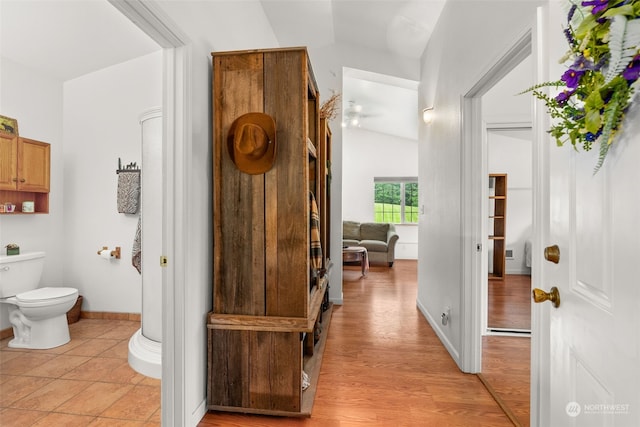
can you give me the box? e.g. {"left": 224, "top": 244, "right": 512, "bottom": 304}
{"left": 0, "top": 328, "right": 12, "bottom": 340}
{"left": 80, "top": 311, "right": 141, "bottom": 322}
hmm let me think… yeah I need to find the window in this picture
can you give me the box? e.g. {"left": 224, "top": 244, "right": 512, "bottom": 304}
{"left": 374, "top": 177, "right": 418, "bottom": 224}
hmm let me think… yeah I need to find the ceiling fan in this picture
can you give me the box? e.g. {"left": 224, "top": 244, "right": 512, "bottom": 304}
{"left": 342, "top": 100, "right": 377, "bottom": 128}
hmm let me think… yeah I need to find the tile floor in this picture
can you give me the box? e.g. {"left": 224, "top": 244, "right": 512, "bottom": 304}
{"left": 0, "top": 318, "right": 161, "bottom": 426}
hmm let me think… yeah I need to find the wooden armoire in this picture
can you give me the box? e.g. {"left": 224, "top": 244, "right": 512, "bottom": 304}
{"left": 208, "top": 47, "right": 332, "bottom": 417}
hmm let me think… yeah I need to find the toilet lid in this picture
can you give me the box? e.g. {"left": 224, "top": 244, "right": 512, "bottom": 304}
{"left": 16, "top": 287, "right": 77, "bottom": 302}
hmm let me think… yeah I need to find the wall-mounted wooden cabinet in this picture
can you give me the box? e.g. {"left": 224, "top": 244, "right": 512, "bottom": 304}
{"left": 208, "top": 47, "right": 332, "bottom": 417}
{"left": 0, "top": 133, "right": 50, "bottom": 214}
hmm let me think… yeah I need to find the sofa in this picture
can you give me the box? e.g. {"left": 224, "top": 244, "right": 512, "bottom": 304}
{"left": 343, "top": 221, "right": 399, "bottom": 267}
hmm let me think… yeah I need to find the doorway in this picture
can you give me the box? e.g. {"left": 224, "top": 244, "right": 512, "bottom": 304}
{"left": 460, "top": 29, "right": 535, "bottom": 426}
{"left": 482, "top": 125, "right": 533, "bottom": 427}
{"left": 108, "top": 1, "right": 190, "bottom": 424}
{"left": 484, "top": 125, "right": 532, "bottom": 335}
{"left": 481, "top": 57, "right": 534, "bottom": 427}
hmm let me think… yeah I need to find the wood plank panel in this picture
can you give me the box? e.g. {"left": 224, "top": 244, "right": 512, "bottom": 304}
{"left": 264, "top": 50, "right": 308, "bottom": 318}
{"left": 250, "top": 332, "right": 301, "bottom": 412}
{"left": 213, "top": 53, "right": 267, "bottom": 315}
{"left": 208, "top": 329, "right": 250, "bottom": 408}
{"left": 209, "top": 329, "right": 302, "bottom": 413}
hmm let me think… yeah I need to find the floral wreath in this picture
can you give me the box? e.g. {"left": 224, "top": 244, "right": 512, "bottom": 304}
{"left": 525, "top": 0, "right": 640, "bottom": 172}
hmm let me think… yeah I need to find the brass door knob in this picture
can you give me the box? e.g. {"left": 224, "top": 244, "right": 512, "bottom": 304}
{"left": 544, "top": 245, "right": 560, "bottom": 263}
{"left": 532, "top": 287, "right": 560, "bottom": 308}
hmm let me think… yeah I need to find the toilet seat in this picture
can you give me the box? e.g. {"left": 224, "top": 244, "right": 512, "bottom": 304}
{"left": 16, "top": 287, "right": 77, "bottom": 303}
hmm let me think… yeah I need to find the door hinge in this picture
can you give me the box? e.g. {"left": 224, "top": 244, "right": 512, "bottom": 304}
{"left": 160, "top": 256, "right": 168, "bottom": 267}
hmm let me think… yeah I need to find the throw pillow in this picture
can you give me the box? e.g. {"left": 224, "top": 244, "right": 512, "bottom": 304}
{"left": 343, "top": 221, "right": 361, "bottom": 240}
{"left": 360, "top": 223, "right": 388, "bottom": 242}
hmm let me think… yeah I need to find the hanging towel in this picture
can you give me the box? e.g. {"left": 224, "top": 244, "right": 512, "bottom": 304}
{"left": 132, "top": 216, "right": 142, "bottom": 274}
{"left": 309, "top": 191, "right": 323, "bottom": 270}
{"left": 117, "top": 171, "right": 140, "bottom": 214}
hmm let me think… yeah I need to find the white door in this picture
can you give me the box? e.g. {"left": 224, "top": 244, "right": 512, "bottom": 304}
{"left": 537, "top": 2, "right": 640, "bottom": 426}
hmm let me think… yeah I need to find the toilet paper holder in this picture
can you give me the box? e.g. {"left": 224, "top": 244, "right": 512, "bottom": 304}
{"left": 97, "top": 246, "right": 121, "bottom": 259}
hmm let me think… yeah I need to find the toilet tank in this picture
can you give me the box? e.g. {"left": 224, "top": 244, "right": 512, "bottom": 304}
{"left": 0, "top": 251, "right": 45, "bottom": 297}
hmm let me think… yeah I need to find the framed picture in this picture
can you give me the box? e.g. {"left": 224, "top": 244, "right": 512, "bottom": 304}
{"left": 0, "top": 115, "right": 18, "bottom": 135}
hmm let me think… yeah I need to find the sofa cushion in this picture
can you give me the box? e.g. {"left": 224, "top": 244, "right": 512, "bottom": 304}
{"left": 343, "top": 221, "right": 361, "bottom": 240}
{"left": 359, "top": 240, "right": 388, "bottom": 253}
{"left": 342, "top": 239, "right": 360, "bottom": 247}
{"left": 360, "top": 223, "right": 388, "bottom": 242}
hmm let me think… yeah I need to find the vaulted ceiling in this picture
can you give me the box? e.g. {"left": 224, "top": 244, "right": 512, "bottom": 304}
{"left": 1, "top": 0, "right": 446, "bottom": 139}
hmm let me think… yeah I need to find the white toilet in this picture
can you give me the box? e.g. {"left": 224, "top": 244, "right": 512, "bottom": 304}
{"left": 0, "top": 251, "right": 78, "bottom": 349}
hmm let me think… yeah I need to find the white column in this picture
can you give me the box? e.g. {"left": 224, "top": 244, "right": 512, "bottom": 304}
{"left": 128, "top": 107, "right": 162, "bottom": 379}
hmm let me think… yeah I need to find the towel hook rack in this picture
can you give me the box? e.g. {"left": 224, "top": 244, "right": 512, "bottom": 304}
{"left": 116, "top": 157, "right": 140, "bottom": 174}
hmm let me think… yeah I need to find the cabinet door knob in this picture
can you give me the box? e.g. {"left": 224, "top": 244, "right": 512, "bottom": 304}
{"left": 19, "top": 178, "right": 26, "bottom": 182}
{"left": 12, "top": 177, "right": 18, "bottom": 182}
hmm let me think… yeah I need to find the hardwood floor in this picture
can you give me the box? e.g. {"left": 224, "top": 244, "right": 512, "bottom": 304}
{"left": 487, "top": 275, "right": 531, "bottom": 331}
{"left": 483, "top": 274, "right": 532, "bottom": 427}
{"left": 482, "top": 335, "right": 530, "bottom": 427}
{"left": 199, "top": 260, "right": 513, "bottom": 426}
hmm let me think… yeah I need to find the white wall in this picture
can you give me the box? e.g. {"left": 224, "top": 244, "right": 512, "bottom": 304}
{"left": 342, "top": 126, "right": 418, "bottom": 259}
{"left": 62, "top": 51, "right": 162, "bottom": 313}
{"left": 417, "top": 0, "right": 544, "bottom": 369}
{"left": 0, "top": 58, "right": 65, "bottom": 329}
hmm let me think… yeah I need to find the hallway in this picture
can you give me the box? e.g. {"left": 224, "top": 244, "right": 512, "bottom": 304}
{"left": 199, "top": 260, "right": 513, "bottom": 426}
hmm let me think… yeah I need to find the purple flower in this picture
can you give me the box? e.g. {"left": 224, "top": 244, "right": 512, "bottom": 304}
{"left": 585, "top": 130, "right": 602, "bottom": 142}
{"left": 564, "top": 28, "right": 576, "bottom": 47}
{"left": 622, "top": 55, "right": 640, "bottom": 82}
{"left": 561, "top": 69, "right": 584, "bottom": 88}
{"left": 572, "top": 56, "right": 597, "bottom": 71}
{"left": 581, "top": 0, "right": 609, "bottom": 14}
{"left": 556, "top": 89, "right": 576, "bottom": 104}
{"left": 568, "top": 4, "right": 577, "bottom": 23}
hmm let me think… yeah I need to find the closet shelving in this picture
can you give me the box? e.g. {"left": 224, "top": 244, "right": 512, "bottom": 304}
{"left": 489, "top": 173, "right": 507, "bottom": 279}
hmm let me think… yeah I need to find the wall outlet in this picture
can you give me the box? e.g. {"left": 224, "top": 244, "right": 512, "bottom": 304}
{"left": 441, "top": 306, "right": 451, "bottom": 326}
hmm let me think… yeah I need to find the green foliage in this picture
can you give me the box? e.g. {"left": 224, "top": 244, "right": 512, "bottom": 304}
{"left": 524, "top": 0, "right": 640, "bottom": 173}
{"left": 374, "top": 181, "right": 419, "bottom": 224}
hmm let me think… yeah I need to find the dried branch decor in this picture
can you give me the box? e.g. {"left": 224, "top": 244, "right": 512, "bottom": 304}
{"left": 320, "top": 92, "right": 341, "bottom": 120}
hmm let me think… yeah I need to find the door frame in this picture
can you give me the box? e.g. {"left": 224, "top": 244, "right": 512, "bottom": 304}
{"left": 459, "top": 18, "right": 546, "bottom": 425}
{"left": 107, "top": 1, "right": 191, "bottom": 425}
{"left": 529, "top": 6, "right": 552, "bottom": 426}
{"left": 460, "top": 28, "right": 532, "bottom": 371}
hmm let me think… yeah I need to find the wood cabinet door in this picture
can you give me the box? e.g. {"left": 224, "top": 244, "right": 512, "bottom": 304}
{"left": 18, "top": 137, "right": 50, "bottom": 192}
{"left": 0, "top": 132, "right": 18, "bottom": 190}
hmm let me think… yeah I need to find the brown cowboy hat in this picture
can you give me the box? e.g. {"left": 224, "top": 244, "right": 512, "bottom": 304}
{"left": 227, "top": 112, "right": 276, "bottom": 175}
